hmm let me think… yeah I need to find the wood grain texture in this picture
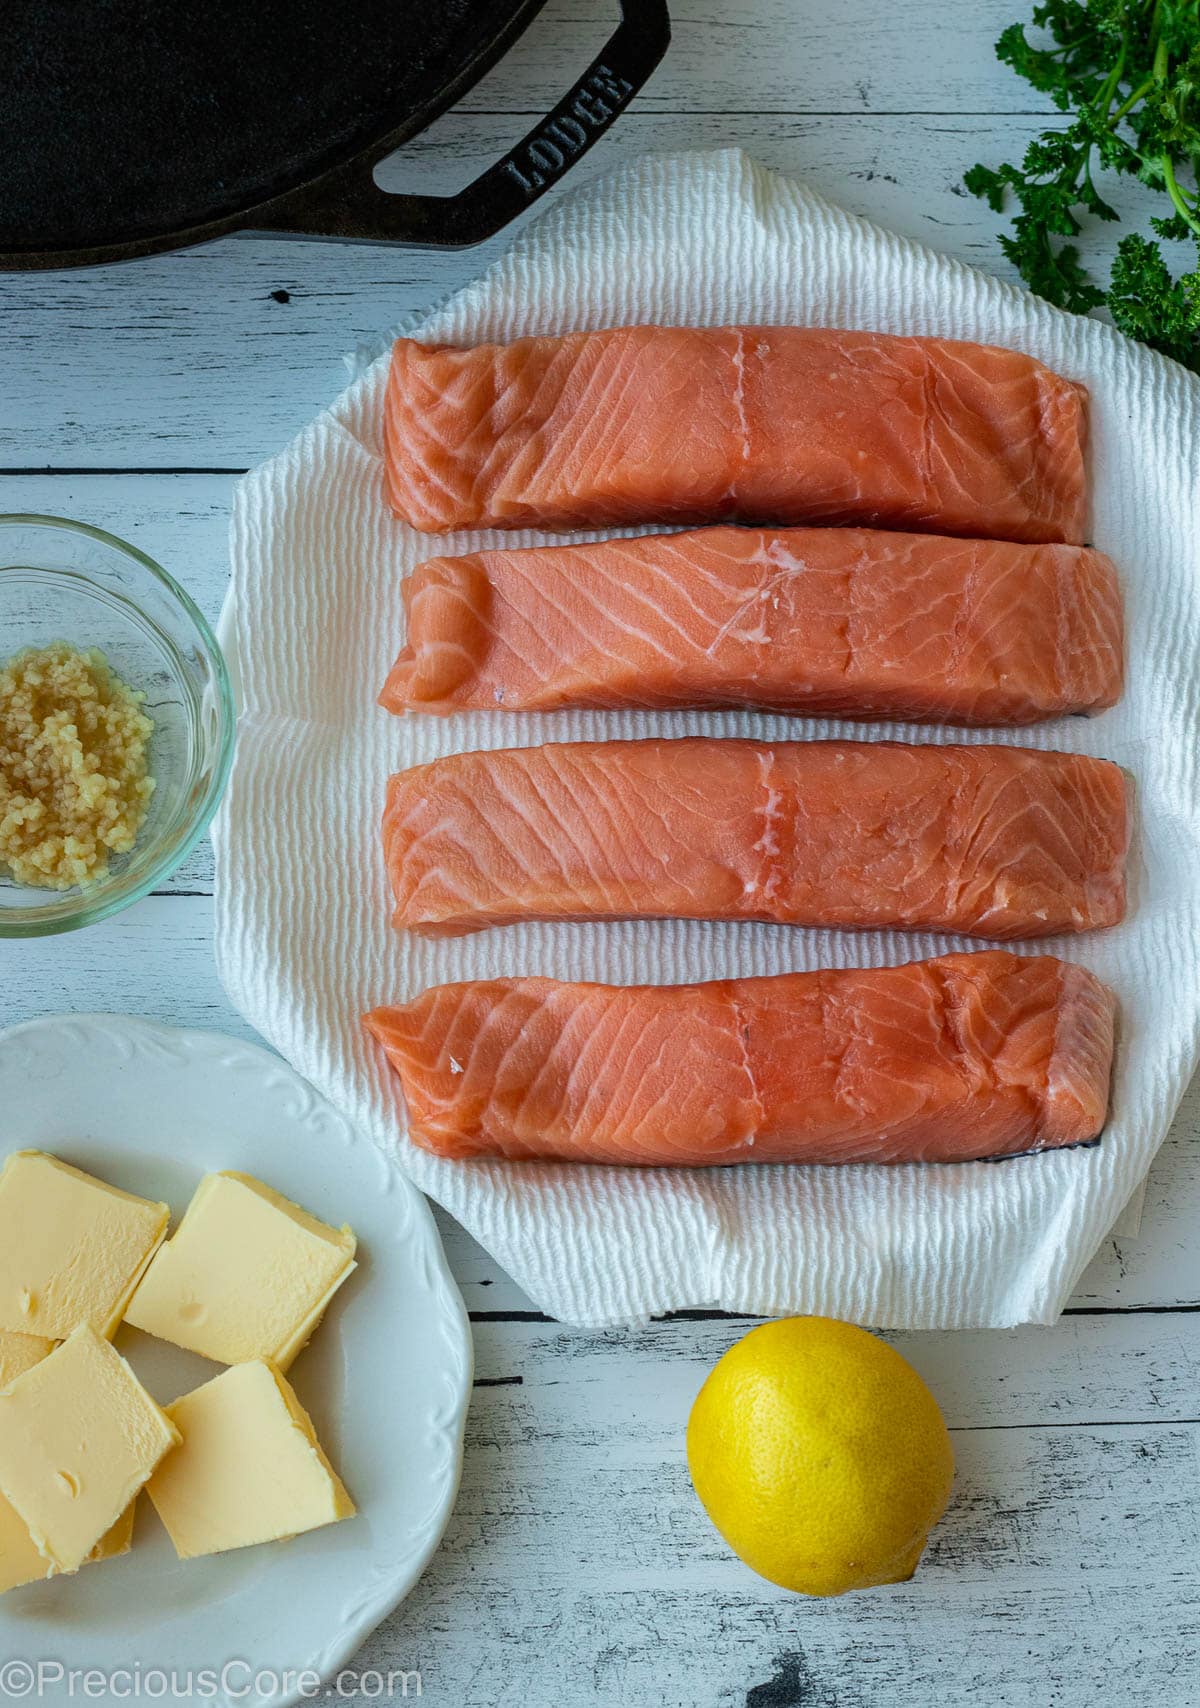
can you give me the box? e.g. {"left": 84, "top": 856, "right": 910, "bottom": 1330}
{"left": 354, "top": 1314, "right": 1200, "bottom": 1706}
{"left": 3, "top": 3, "right": 1198, "bottom": 1699}
{"left": 428, "top": 0, "right": 1058, "bottom": 118}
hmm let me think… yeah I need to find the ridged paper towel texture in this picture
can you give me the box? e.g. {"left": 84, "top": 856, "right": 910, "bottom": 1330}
{"left": 214, "top": 150, "right": 1200, "bottom": 1327}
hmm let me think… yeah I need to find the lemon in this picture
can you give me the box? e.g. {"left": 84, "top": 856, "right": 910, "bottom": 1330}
{"left": 686, "top": 1316, "right": 954, "bottom": 1596}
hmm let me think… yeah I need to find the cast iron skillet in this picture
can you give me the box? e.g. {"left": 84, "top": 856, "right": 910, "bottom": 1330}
{"left": 1, "top": 0, "right": 669, "bottom": 269}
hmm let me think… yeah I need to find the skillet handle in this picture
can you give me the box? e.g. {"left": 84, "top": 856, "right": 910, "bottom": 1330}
{"left": 251, "top": 0, "right": 670, "bottom": 249}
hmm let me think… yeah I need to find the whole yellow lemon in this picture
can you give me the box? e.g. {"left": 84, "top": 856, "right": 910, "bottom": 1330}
{"left": 686, "top": 1316, "right": 954, "bottom": 1596}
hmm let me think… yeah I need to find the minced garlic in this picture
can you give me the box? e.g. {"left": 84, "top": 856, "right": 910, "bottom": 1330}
{"left": 0, "top": 643, "right": 155, "bottom": 891}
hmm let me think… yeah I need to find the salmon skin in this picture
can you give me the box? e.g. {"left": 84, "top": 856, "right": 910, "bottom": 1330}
{"left": 384, "top": 737, "right": 1128, "bottom": 941}
{"left": 384, "top": 326, "right": 1088, "bottom": 544}
{"left": 363, "top": 954, "right": 1117, "bottom": 1166}
{"left": 382, "top": 527, "right": 1123, "bottom": 726}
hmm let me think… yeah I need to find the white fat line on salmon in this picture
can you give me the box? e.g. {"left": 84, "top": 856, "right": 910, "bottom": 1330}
{"left": 702, "top": 543, "right": 804, "bottom": 657}
{"left": 730, "top": 329, "right": 752, "bottom": 467}
{"left": 747, "top": 748, "right": 787, "bottom": 905}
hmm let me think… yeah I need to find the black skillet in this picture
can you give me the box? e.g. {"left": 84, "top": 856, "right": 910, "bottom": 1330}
{"left": 1, "top": 0, "right": 670, "bottom": 269}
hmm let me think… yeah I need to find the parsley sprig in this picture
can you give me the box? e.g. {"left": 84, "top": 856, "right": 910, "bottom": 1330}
{"left": 965, "top": 0, "right": 1200, "bottom": 370}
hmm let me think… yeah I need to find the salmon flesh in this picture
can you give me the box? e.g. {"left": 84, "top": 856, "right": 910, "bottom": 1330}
{"left": 384, "top": 326, "right": 1088, "bottom": 542}
{"left": 382, "top": 527, "right": 1123, "bottom": 726}
{"left": 384, "top": 737, "right": 1128, "bottom": 941}
{"left": 364, "top": 954, "right": 1117, "bottom": 1165}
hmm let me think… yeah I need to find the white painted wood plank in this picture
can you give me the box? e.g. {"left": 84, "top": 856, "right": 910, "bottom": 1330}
{"left": 1, "top": 896, "right": 255, "bottom": 1043}
{"left": 0, "top": 474, "right": 232, "bottom": 619}
{"left": 377, "top": 1562, "right": 1196, "bottom": 1708}
{"left": 347, "top": 1311, "right": 1200, "bottom": 1706}
{"left": 375, "top": 1497, "right": 1197, "bottom": 1708}
{"left": 0, "top": 112, "right": 1129, "bottom": 467}
{"left": 459, "top": 1311, "right": 1200, "bottom": 1428}
{"left": 417, "top": 0, "right": 1053, "bottom": 118}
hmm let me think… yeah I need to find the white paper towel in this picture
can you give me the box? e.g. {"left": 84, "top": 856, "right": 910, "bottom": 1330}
{"left": 213, "top": 149, "right": 1200, "bottom": 1328}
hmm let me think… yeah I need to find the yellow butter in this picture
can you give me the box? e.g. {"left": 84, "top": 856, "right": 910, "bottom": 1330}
{"left": 125, "top": 1172, "right": 356, "bottom": 1370}
{"left": 0, "top": 1152, "right": 169, "bottom": 1339}
{"left": 0, "top": 1490, "right": 49, "bottom": 1593}
{"left": 0, "top": 1503, "right": 136, "bottom": 1591}
{"left": 147, "top": 1361, "right": 355, "bottom": 1560}
{"left": 0, "top": 1325, "right": 178, "bottom": 1572}
{"left": 0, "top": 1328, "right": 136, "bottom": 1595}
{"left": 0, "top": 1330, "right": 56, "bottom": 1389}
{"left": 0, "top": 1498, "right": 136, "bottom": 1595}
{"left": 93, "top": 1500, "right": 136, "bottom": 1562}
{"left": 0, "top": 1334, "right": 53, "bottom": 1593}
{"left": 0, "top": 1333, "right": 54, "bottom": 1592}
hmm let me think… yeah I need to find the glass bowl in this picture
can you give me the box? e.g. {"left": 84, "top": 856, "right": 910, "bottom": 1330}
{"left": 0, "top": 515, "right": 234, "bottom": 937}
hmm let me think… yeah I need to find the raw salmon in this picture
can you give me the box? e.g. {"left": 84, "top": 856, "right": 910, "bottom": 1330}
{"left": 384, "top": 738, "right": 1128, "bottom": 941}
{"left": 381, "top": 527, "right": 1123, "bottom": 725}
{"left": 363, "top": 953, "right": 1117, "bottom": 1166}
{"left": 384, "top": 326, "right": 1088, "bottom": 543}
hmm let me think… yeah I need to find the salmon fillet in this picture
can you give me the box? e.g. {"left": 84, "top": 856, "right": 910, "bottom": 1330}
{"left": 384, "top": 738, "right": 1128, "bottom": 941}
{"left": 382, "top": 527, "right": 1123, "bottom": 726}
{"left": 363, "top": 954, "right": 1117, "bottom": 1166}
{"left": 384, "top": 326, "right": 1088, "bottom": 543}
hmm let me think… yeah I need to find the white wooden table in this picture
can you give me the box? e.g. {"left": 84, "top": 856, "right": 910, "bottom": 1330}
{"left": 4, "top": 3, "right": 1198, "bottom": 1701}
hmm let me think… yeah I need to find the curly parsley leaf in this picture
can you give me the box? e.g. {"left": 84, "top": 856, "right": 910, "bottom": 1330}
{"left": 968, "top": 0, "right": 1200, "bottom": 371}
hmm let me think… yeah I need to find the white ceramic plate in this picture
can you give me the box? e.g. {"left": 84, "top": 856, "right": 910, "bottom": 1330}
{"left": 0, "top": 1013, "right": 472, "bottom": 1708}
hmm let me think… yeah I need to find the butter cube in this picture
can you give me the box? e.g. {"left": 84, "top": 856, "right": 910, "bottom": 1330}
{"left": 0, "top": 1333, "right": 134, "bottom": 1592}
{"left": 0, "top": 1492, "right": 49, "bottom": 1593}
{"left": 0, "top": 1334, "right": 52, "bottom": 1592}
{"left": 95, "top": 1500, "right": 136, "bottom": 1562}
{"left": 147, "top": 1361, "right": 355, "bottom": 1560}
{"left": 0, "top": 1499, "right": 135, "bottom": 1595}
{"left": 0, "top": 1152, "right": 169, "bottom": 1339}
{"left": 0, "top": 1330, "right": 56, "bottom": 1389}
{"left": 125, "top": 1172, "right": 356, "bottom": 1370}
{"left": 0, "top": 1325, "right": 179, "bottom": 1572}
